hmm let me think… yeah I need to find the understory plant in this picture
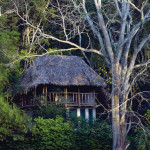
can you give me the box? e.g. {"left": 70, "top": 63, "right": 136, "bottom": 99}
{"left": 0, "top": 96, "right": 31, "bottom": 149}
{"left": 32, "top": 116, "right": 74, "bottom": 150}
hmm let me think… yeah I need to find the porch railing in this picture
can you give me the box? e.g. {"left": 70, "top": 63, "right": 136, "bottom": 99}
{"left": 46, "top": 92, "right": 98, "bottom": 106}
{"left": 19, "top": 92, "right": 98, "bottom": 107}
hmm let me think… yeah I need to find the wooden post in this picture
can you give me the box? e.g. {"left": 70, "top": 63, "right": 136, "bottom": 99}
{"left": 43, "top": 86, "right": 44, "bottom": 94}
{"left": 78, "top": 88, "right": 80, "bottom": 105}
{"left": 46, "top": 86, "right": 47, "bottom": 95}
{"left": 48, "top": 95, "right": 50, "bottom": 103}
{"left": 73, "top": 93, "right": 74, "bottom": 103}
{"left": 55, "top": 93, "right": 58, "bottom": 104}
{"left": 45, "top": 85, "right": 48, "bottom": 104}
{"left": 52, "top": 92, "right": 54, "bottom": 102}
{"left": 64, "top": 88, "right": 68, "bottom": 99}
{"left": 82, "top": 93, "right": 83, "bottom": 104}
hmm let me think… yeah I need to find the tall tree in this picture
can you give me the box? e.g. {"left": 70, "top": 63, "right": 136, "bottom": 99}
{"left": 0, "top": 4, "right": 21, "bottom": 93}
{"left": 3, "top": 0, "right": 150, "bottom": 150}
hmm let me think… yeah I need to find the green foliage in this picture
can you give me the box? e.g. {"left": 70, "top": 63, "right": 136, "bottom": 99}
{"left": 0, "top": 64, "right": 23, "bottom": 94}
{"left": 3, "top": 116, "right": 73, "bottom": 150}
{"left": 128, "top": 127, "right": 150, "bottom": 150}
{"left": 32, "top": 116, "right": 73, "bottom": 150}
{"left": 145, "top": 110, "right": 150, "bottom": 120}
{"left": 71, "top": 120, "right": 112, "bottom": 150}
{"left": 0, "top": 66, "right": 9, "bottom": 92}
{"left": 0, "top": 96, "right": 31, "bottom": 142}
{"left": 33, "top": 97, "right": 66, "bottom": 119}
{"left": 16, "top": 118, "right": 112, "bottom": 150}
{"left": 90, "top": 54, "right": 112, "bottom": 91}
{"left": 127, "top": 110, "right": 150, "bottom": 150}
{"left": 90, "top": 53, "right": 107, "bottom": 69}
{"left": 0, "top": 29, "right": 20, "bottom": 64}
{"left": 0, "top": 103, "right": 112, "bottom": 150}
{"left": 0, "top": 3, "right": 23, "bottom": 94}
{"left": 0, "top": 28, "right": 21, "bottom": 93}
{"left": 30, "top": 0, "right": 57, "bottom": 22}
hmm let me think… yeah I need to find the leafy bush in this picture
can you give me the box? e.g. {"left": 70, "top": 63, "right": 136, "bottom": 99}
{"left": 127, "top": 126, "right": 150, "bottom": 150}
{"left": 31, "top": 116, "right": 73, "bottom": 150}
{"left": 71, "top": 120, "right": 112, "bottom": 150}
{"left": 33, "top": 97, "right": 66, "bottom": 119}
{"left": 0, "top": 96, "right": 31, "bottom": 142}
{"left": 0, "top": 96, "right": 31, "bottom": 149}
{"left": 0, "top": 96, "right": 112, "bottom": 150}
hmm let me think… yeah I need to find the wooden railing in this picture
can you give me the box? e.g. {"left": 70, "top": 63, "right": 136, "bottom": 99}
{"left": 46, "top": 92, "right": 98, "bottom": 106}
{"left": 19, "top": 92, "right": 98, "bottom": 108}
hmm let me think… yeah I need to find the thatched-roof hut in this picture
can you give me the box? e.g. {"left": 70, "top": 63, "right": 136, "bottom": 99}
{"left": 16, "top": 55, "right": 107, "bottom": 121}
{"left": 20, "top": 55, "right": 106, "bottom": 89}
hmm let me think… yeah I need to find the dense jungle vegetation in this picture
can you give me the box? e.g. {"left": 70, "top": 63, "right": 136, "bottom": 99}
{"left": 0, "top": 0, "right": 150, "bottom": 149}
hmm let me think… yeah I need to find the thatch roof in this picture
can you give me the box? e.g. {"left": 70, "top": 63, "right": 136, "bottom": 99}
{"left": 19, "top": 55, "right": 106, "bottom": 89}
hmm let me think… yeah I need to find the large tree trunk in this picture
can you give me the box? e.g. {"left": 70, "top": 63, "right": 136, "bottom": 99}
{"left": 112, "top": 61, "right": 130, "bottom": 150}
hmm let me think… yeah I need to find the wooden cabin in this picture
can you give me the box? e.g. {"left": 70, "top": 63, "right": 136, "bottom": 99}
{"left": 14, "top": 55, "right": 107, "bottom": 121}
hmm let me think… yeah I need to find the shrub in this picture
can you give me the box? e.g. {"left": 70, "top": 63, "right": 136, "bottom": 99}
{"left": 127, "top": 127, "right": 150, "bottom": 150}
{"left": 0, "top": 96, "right": 31, "bottom": 142}
{"left": 71, "top": 120, "right": 112, "bottom": 150}
{"left": 0, "top": 96, "right": 31, "bottom": 149}
{"left": 31, "top": 116, "right": 73, "bottom": 150}
{"left": 33, "top": 97, "right": 66, "bottom": 119}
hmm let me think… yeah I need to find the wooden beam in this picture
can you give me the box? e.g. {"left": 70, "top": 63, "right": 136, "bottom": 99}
{"left": 55, "top": 93, "right": 58, "bottom": 103}
{"left": 45, "top": 85, "right": 48, "bottom": 104}
{"left": 64, "top": 88, "right": 68, "bottom": 99}
{"left": 43, "top": 86, "right": 44, "bottom": 94}
{"left": 78, "top": 88, "right": 80, "bottom": 105}
{"left": 46, "top": 85, "right": 47, "bottom": 94}
{"left": 73, "top": 93, "right": 74, "bottom": 102}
